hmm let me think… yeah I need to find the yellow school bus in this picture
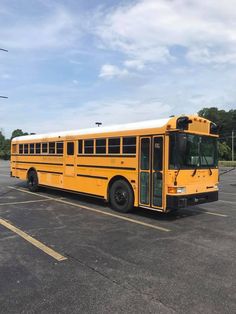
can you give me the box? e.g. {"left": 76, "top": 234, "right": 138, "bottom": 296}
{"left": 10, "top": 115, "right": 219, "bottom": 213}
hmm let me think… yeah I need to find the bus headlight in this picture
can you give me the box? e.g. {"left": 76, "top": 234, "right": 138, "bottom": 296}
{"left": 168, "top": 187, "right": 186, "bottom": 194}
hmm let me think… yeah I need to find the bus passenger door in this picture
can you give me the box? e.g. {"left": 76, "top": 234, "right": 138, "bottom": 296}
{"left": 139, "top": 136, "right": 164, "bottom": 209}
{"left": 139, "top": 137, "right": 151, "bottom": 206}
{"left": 64, "top": 141, "right": 76, "bottom": 177}
{"left": 151, "top": 136, "right": 163, "bottom": 209}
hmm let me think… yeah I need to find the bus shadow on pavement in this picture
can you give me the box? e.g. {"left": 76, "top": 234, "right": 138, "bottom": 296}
{"left": 12, "top": 183, "right": 203, "bottom": 221}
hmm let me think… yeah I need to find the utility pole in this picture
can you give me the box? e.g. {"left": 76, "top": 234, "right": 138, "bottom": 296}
{"left": 232, "top": 129, "right": 234, "bottom": 162}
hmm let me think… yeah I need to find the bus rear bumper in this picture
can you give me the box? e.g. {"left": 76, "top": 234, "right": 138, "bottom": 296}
{"left": 166, "top": 191, "right": 218, "bottom": 210}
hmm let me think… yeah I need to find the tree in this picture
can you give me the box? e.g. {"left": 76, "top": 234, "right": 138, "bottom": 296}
{"left": 218, "top": 141, "right": 231, "bottom": 160}
{"left": 0, "top": 129, "right": 29, "bottom": 160}
{"left": 0, "top": 131, "right": 10, "bottom": 160}
{"left": 198, "top": 107, "right": 236, "bottom": 160}
{"left": 11, "top": 129, "right": 28, "bottom": 139}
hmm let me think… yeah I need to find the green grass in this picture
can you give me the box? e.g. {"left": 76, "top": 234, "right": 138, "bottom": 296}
{"left": 219, "top": 160, "right": 236, "bottom": 167}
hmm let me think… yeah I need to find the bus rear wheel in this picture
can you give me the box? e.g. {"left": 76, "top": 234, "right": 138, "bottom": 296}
{"left": 27, "top": 170, "right": 39, "bottom": 192}
{"left": 110, "top": 180, "right": 134, "bottom": 213}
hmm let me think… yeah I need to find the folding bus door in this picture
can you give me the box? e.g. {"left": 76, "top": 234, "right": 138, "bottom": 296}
{"left": 151, "top": 136, "right": 163, "bottom": 209}
{"left": 139, "top": 136, "right": 164, "bottom": 209}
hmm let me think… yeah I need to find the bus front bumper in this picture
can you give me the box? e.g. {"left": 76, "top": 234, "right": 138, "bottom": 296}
{"left": 166, "top": 191, "right": 218, "bottom": 210}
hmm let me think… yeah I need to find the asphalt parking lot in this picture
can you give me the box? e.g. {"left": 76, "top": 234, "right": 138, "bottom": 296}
{"left": 0, "top": 161, "right": 235, "bottom": 314}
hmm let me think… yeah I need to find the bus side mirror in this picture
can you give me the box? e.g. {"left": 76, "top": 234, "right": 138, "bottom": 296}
{"left": 176, "top": 116, "right": 192, "bottom": 130}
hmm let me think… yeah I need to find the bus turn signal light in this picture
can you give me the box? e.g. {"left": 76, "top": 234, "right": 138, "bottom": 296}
{"left": 168, "top": 187, "right": 186, "bottom": 194}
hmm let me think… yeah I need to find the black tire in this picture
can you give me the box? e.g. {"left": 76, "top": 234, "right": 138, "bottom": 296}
{"left": 27, "top": 170, "right": 39, "bottom": 192}
{"left": 109, "top": 180, "right": 134, "bottom": 213}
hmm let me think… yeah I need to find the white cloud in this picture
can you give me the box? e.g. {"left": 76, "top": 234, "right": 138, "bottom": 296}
{"left": 0, "top": 7, "right": 80, "bottom": 50}
{"left": 99, "top": 64, "right": 129, "bottom": 79}
{"left": 96, "top": 0, "right": 236, "bottom": 65}
{"left": 124, "top": 59, "right": 144, "bottom": 70}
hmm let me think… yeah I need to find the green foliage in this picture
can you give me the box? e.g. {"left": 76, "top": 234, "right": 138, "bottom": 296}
{"left": 0, "top": 129, "right": 28, "bottom": 160}
{"left": 218, "top": 141, "right": 231, "bottom": 160}
{"left": 198, "top": 107, "right": 236, "bottom": 161}
{"left": 11, "top": 129, "right": 28, "bottom": 139}
{"left": 219, "top": 160, "right": 236, "bottom": 167}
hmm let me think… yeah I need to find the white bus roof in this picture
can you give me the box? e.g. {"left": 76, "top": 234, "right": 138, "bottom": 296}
{"left": 12, "top": 118, "right": 170, "bottom": 142}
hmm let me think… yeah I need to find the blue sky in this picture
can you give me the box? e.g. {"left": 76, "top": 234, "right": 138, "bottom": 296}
{"left": 0, "top": 0, "right": 236, "bottom": 137}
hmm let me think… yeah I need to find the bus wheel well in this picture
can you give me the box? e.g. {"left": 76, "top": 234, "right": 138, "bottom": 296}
{"left": 107, "top": 176, "right": 134, "bottom": 202}
{"left": 27, "top": 167, "right": 37, "bottom": 179}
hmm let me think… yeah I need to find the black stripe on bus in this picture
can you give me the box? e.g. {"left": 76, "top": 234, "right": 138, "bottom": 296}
{"left": 38, "top": 184, "right": 104, "bottom": 199}
{"left": 14, "top": 167, "right": 28, "bottom": 171}
{"left": 38, "top": 170, "right": 63, "bottom": 175}
{"left": 66, "top": 164, "right": 74, "bottom": 167}
{"left": 77, "top": 154, "right": 136, "bottom": 158}
{"left": 77, "top": 174, "right": 108, "bottom": 180}
{"left": 15, "top": 161, "right": 63, "bottom": 166}
{"left": 11, "top": 154, "right": 63, "bottom": 157}
{"left": 77, "top": 164, "right": 136, "bottom": 171}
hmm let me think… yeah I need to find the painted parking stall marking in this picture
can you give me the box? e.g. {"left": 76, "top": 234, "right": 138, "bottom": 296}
{"left": 8, "top": 186, "right": 171, "bottom": 232}
{"left": 0, "top": 218, "right": 67, "bottom": 261}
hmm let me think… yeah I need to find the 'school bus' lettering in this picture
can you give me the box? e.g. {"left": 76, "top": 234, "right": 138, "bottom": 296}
{"left": 11, "top": 115, "right": 219, "bottom": 213}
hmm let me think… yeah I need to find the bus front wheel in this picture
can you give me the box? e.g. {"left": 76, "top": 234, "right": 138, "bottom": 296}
{"left": 27, "top": 170, "right": 39, "bottom": 192}
{"left": 110, "top": 180, "right": 134, "bottom": 213}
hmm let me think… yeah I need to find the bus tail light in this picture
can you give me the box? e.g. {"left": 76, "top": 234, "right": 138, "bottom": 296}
{"left": 168, "top": 187, "right": 186, "bottom": 194}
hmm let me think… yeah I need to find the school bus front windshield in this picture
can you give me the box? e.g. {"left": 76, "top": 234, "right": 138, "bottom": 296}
{"left": 169, "top": 133, "right": 218, "bottom": 170}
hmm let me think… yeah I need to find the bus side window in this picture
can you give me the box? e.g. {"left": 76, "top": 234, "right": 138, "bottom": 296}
{"left": 56, "top": 142, "right": 64, "bottom": 154}
{"left": 84, "top": 139, "right": 94, "bottom": 154}
{"left": 78, "top": 140, "right": 83, "bottom": 154}
{"left": 123, "top": 137, "right": 136, "bottom": 154}
{"left": 19, "top": 144, "right": 23, "bottom": 154}
{"left": 96, "top": 138, "right": 106, "bottom": 154}
{"left": 24, "top": 144, "right": 29, "bottom": 154}
{"left": 49, "top": 142, "right": 55, "bottom": 154}
{"left": 30, "top": 143, "right": 35, "bottom": 154}
{"left": 36, "top": 143, "right": 41, "bottom": 154}
{"left": 67, "top": 142, "right": 74, "bottom": 155}
{"left": 108, "top": 138, "right": 120, "bottom": 154}
{"left": 42, "top": 143, "right": 48, "bottom": 154}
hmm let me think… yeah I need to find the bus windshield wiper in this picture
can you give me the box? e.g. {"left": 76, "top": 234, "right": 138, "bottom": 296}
{"left": 201, "top": 150, "right": 212, "bottom": 176}
{"left": 192, "top": 155, "right": 200, "bottom": 177}
{"left": 192, "top": 165, "right": 198, "bottom": 177}
{"left": 174, "top": 165, "right": 181, "bottom": 186}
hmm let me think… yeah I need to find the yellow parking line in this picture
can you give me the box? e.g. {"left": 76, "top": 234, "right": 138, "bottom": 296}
{"left": 0, "top": 218, "right": 67, "bottom": 261}
{"left": 8, "top": 186, "right": 170, "bottom": 232}
{"left": 0, "top": 199, "right": 54, "bottom": 206}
